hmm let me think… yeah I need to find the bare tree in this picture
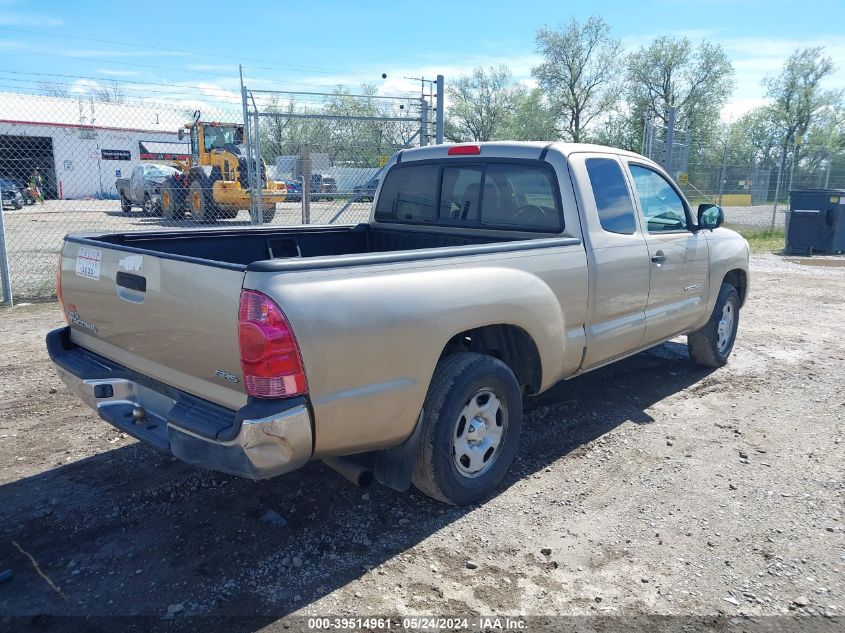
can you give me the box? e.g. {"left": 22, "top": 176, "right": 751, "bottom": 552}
{"left": 91, "top": 80, "right": 126, "bottom": 104}
{"left": 445, "top": 65, "right": 517, "bottom": 142}
{"left": 39, "top": 82, "right": 69, "bottom": 98}
{"left": 532, "top": 16, "right": 622, "bottom": 142}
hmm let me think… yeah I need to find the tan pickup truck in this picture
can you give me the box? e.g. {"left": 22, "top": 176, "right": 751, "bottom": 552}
{"left": 48, "top": 142, "right": 749, "bottom": 505}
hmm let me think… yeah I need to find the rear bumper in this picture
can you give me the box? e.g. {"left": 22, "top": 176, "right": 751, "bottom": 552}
{"left": 46, "top": 327, "right": 313, "bottom": 480}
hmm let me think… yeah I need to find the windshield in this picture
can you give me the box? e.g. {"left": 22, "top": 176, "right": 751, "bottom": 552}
{"left": 203, "top": 126, "right": 242, "bottom": 151}
{"left": 145, "top": 165, "right": 178, "bottom": 178}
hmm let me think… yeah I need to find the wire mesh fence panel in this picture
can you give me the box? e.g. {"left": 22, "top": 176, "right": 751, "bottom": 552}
{"left": 0, "top": 88, "right": 428, "bottom": 303}
{"left": 643, "top": 129, "right": 845, "bottom": 231}
{"left": 0, "top": 92, "right": 269, "bottom": 302}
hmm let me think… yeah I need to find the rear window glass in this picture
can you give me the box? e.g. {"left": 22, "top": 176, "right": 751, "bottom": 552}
{"left": 375, "top": 161, "right": 563, "bottom": 232}
{"left": 585, "top": 158, "right": 638, "bottom": 234}
{"left": 439, "top": 166, "right": 482, "bottom": 223}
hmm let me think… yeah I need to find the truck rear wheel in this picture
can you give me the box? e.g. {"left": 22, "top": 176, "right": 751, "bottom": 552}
{"left": 120, "top": 193, "right": 132, "bottom": 213}
{"left": 412, "top": 352, "right": 522, "bottom": 505}
{"left": 687, "top": 283, "right": 740, "bottom": 367}
{"left": 188, "top": 180, "right": 218, "bottom": 223}
{"left": 160, "top": 181, "right": 183, "bottom": 220}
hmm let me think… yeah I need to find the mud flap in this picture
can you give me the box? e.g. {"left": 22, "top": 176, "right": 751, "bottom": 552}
{"left": 373, "top": 410, "right": 425, "bottom": 492}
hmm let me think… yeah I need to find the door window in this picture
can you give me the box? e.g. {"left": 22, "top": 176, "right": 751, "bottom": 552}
{"left": 628, "top": 164, "right": 688, "bottom": 232}
{"left": 585, "top": 158, "right": 638, "bottom": 234}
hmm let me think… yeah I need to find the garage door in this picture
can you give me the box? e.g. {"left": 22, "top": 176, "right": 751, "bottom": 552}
{"left": 0, "top": 135, "right": 57, "bottom": 199}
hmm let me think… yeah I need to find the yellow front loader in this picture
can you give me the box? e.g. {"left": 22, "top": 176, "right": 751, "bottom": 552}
{"left": 159, "top": 110, "right": 286, "bottom": 222}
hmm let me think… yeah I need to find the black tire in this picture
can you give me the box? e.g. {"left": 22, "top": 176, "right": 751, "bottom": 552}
{"left": 412, "top": 352, "right": 522, "bottom": 506}
{"left": 688, "top": 283, "right": 740, "bottom": 368}
{"left": 262, "top": 208, "right": 276, "bottom": 223}
{"left": 214, "top": 208, "right": 238, "bottom": 220}
{"left": 188, "top": 179, "right": 218, "bottom": 223}
{"left": 120, "top": 193, "right": 132, "bottom": 213}
{"left": 160, "top": 180, "right": 183, "bottom": 220}
{"left": 142, "top": 194, "right": 158, "bottom": 216}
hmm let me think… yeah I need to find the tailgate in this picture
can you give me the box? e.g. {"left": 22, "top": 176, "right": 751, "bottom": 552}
{"left": 59, "top": 238, "right": 247, "bottom": 410}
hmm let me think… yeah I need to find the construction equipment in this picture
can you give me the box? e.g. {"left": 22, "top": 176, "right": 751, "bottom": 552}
{"left": 159, "top": 110, "right": 286, "bottom": 222}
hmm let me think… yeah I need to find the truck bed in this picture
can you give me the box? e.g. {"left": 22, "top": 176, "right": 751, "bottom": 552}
{"left": 75, "top": 224, "right": 536, "bottom": 269}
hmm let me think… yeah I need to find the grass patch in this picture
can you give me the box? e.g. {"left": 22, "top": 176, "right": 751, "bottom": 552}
{"left": 736, "top": 227, "right": 785, "bottom": 254}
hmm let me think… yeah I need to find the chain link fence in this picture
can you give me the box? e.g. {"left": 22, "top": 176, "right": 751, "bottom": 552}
{"left": 0, "top": 88, "right": 432, "bottom": 303}
{"left": 641, "top": 117, "right": 845, "bottom": 230}
{"left": 2, "top": 87, "right": 844, "bottom": 304}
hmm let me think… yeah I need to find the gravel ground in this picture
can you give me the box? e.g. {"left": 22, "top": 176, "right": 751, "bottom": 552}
{"left": 1, "top": 200, "right": 784, "bottom": 302}
{"left": 0, "top": 253, "right": 842, "bottom": 631}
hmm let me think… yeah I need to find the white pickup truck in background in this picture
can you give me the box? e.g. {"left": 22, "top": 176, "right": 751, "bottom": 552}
{"left": 49, "top": 142, "right": 749, "bottom": 505}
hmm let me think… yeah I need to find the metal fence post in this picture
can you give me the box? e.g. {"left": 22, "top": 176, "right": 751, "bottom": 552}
{"left": 664, "top": 106, "right": 676, "bottom": 175}
{"left": 301, "top": 145, "right": 311, "bottom": 225}
{"left": 717, "top": 141, "right": 729, "bottom": 205}
{"left": 771, "top": 145, "right": 786, "bottom": 230}
{"left": 0, "top": 194, "right": 12, "bottom": 307}
{"left": 240, "top": 69, "right": 256, "bottom": 224}
{"left": 435, "top": 75, "right": 444, "bottom": 145}
{"left": 420, "top": 99, "right": 429, "bottom": 147}
{"left": 252, "top": 101, "right": 263, "bottom": 226}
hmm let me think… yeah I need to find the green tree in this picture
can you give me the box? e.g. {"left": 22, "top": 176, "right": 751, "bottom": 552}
{"left": 763, "top": 47, "right": 838, "bottom": 185}
{"left": 625, "top": 37, "right": 734, "bottom": 149}
{"left": 532, "top": 16, "right": 622, "bottom": 142}
{"left": 498, "top": 88, "right": 558, "bottom": 141}
{"left": 444, "top": 65, "right": 518, "bottom": 142}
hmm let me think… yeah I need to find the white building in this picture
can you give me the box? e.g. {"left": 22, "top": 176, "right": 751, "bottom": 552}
{"left": 0, "top": 92, "right": 191, "bottom": 199}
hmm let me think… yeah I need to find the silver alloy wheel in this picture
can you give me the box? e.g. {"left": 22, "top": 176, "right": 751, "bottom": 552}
{"left": 452, "top": 388, "right": 507, "bottom": 478}
{"left": 717, "top": 301, "right": 735, "bottom": 354}
{"left": 143, "top": 196, "right": 154, "bottom": 214}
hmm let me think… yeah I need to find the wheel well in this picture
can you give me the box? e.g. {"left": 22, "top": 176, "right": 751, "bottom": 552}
{"left": 723, "top": 269, "right": 748, "bottom": 306}
{"left": 440, "top": 324, "right": 542, "bottom": 394}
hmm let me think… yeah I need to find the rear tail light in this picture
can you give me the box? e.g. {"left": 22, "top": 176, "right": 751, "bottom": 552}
{"left": 238, "top": 289, "right": 308, "bottom": 398}
{"left": 56, "top": 253, "right": 67, "bottom": 323}
{"left": 448, "top": 144, "right": 481, "bottom": 156}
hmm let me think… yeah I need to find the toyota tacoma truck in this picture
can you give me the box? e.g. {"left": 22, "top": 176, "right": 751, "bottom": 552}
{"left": 48, "top": 142, "right": 749, "bottom": 505}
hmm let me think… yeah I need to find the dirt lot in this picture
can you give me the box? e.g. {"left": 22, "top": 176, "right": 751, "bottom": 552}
{"left": 0, "top": 253, "right": 843, "bottom": 630}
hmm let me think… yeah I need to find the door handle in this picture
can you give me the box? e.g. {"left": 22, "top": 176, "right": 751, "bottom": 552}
{"left": 116, "top": 271, "right": 146, "bottom": 292}
{"left": 651, "top": 251, "right": 667, "bottom": 264}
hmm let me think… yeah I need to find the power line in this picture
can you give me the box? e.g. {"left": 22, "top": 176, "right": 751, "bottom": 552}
{"left": 0, "top": 25, "right": 376, "bottom": 78}
{"left": 0, "top": 69, "right": 418, "bottom": 101}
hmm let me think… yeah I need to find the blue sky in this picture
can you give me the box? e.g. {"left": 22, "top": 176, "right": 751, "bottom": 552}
{"left": 0, "top": 0, "right": 843, "bottom": 119}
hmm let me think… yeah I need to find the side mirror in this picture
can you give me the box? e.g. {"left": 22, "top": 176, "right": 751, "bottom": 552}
{"left": 178, "top": 128, "right": 185, "bottom": 141}
{"left": 698, "top": 203, "right": 724, "bottom": 230}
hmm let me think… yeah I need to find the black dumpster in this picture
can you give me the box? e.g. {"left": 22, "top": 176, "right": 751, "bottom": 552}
{"left": 787, "top": 189, "right": 845, "bottom": 255}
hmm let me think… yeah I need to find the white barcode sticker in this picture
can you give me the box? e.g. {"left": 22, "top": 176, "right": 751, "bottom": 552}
{"left": 75, "top": 246, "right": 102, "bottom": 280}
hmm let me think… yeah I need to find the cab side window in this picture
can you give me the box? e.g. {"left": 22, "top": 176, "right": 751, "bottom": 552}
{"left": 628, "top": 164, "right": 688, "bottom": 232}
{"left": 585, "top": 158, "right": 638, "bottom": 235}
